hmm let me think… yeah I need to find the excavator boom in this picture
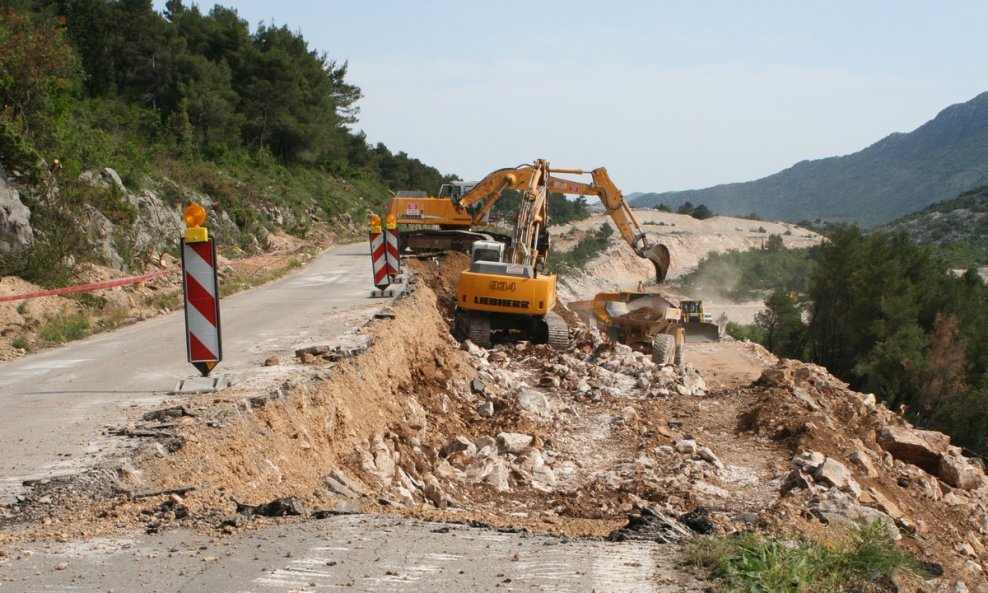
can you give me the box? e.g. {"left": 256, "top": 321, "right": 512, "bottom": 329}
{"left": 545, "top": 167, "right": 670, "bottom": 283}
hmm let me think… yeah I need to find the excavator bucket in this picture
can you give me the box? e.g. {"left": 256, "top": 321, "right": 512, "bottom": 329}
{"left": 645, "top": 244, "right": 671, "bottom": 284}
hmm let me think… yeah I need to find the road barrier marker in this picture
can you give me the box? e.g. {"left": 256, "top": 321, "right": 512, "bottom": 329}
{"left": 369, "top": 215, "right": 392, "bottom": 297}
{"left": 181, "top": 204, "right": 222, "bottom": 377}
{"left": 385, "top": 214, "right": 402, "bottom": 282}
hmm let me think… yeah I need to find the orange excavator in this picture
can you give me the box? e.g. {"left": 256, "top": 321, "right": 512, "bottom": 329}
{"left": 451, "top": 160, "right": 670, "bottom": 348}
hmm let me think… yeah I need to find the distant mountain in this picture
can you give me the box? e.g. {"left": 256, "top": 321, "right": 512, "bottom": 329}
{"left": 880, "top": 185, "right": 988, "bottom": 267}
{"left": 631, "top": 92, "right": 988, "bottom": 227}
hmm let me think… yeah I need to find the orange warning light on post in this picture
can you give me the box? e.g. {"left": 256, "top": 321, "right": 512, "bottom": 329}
{"left": 386, "top": 214, "right": 397, "bottom": 230}
{"left": 184, "top": 204, "right": 208, "bottom": 243}
{"left": 369, "top": 214, "right": 382, "bottom": 234}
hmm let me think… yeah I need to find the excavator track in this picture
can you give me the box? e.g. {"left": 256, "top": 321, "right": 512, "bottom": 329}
{"left": 545, "top": 312, "right": 570, "bottom": 350}
{"left": 465, "top": 314, "right": 492, "bottom": 348}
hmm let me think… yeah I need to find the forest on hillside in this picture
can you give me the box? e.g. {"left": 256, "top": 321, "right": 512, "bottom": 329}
{"left": 709, "top": 228, "right": 988, "bottom": 458}
{"left": 0, "top": 0, "right": 451, "bottom": 282}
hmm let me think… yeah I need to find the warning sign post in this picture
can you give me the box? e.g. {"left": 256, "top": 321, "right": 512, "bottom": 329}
{"left": 181, "top": 204, "right": 222, "bottom": 377}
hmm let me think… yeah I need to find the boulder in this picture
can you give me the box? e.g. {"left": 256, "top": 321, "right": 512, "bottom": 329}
{"left": 876, "top": 426, "right": 948, "bottom": 475}
{"left": 496, "top": 432, "right": 533, "bottom": 454}
{"left": 814, "top": 458, "right": 853, "bottom": 490}
{"left": 675, "top": 439, "right": 698, "bottom": 455}
{"left": 940, "top": 454, "right": 985, "bottom": 490}
{"left": 516, "top": 389, "right": 551, "bottom": 418}
{"left": 476, "top": 400, "right": 494, "bottom": 418}
{"left": 758, "top": 366, "right": 794, "bottom": 389}
{"left": 485, "top": 462, "right": 511, "bottom": 492}
{"left": 443, "top": 436, "right": 476, "bottom": 458}
{"left": 0, "top": 173, "right": 33, "bottom": 252}
{"left": 793, "top": 450, "right": 825, "bottom": 472}
{"left": 848, "top": 450, "right": 878, "bottom": 477}
{"left": 697, "top": 447, "right": 724, "bottom": 470}
{"left": 813, "top": 492, "right": 899, "bottom": 540}
{"left": 101, "top": 167, "right": 126, "bottom": 193}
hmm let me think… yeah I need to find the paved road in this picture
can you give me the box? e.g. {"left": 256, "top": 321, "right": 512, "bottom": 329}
{"left": 0, "top": 242, "right": 384, "bottom": 503}
{"left": 0, "top": 514, "right": 695, "bottom": 592}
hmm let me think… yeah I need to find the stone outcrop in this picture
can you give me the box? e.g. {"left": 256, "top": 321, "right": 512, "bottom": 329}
{"left": 0, "top": 172, "right": 33, "bottom": 252}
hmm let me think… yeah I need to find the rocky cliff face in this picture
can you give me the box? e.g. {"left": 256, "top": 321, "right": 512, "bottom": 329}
{"left": 0, "top": 166, "right": 304, "bottom": 273}
{"left": 0, "top": 170, "right": 34, "bottom": 253}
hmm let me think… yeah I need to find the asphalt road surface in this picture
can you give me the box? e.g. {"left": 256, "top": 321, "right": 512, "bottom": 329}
{"left": 0, "top": 514, "right": 695, "bottom": 592}
{"left": 0, "top": 242, "right": 385, "bottom": 503}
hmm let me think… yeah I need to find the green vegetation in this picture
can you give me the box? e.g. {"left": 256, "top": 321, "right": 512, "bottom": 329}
{"left": 725, "top": 321, "right": 765, "bottom": 343}
{"left": 881, "top": 186, "right": 988, "bottom": 268}
{"left": 676, "top": 201, "right": 714, "bottom": 220}
{"left": 548, "top": 224, "right": 613, "bottom": 274}
{"left": 680, "top": 235, "right": 814, "bottom": 301}
{"left": 684, "top": 522, "right": 921, "bottom": 593}
{"left": 38, "top": 312, "right": 92, "bottom": 343}
{"left": 741, "top": 226, "right": 988, "bottom": 456}
{"left": 489, "top": 190, "right": 591, "bottom": 226}
{"left": 0, "top": 2, "right": 451, "bottom": 286}
{"left": 686, "top": 218, "right": 988, "bottom": 456}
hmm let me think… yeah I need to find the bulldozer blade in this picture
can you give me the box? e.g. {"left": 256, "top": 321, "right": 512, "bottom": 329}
{"left": 683, "top": 322, "right": 722, "bottom": 343}
{"left": 645, "top": 244, "right": 671, "bottom": 284}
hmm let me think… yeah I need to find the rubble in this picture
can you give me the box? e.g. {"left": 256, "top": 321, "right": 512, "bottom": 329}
{"left": 5, "top": 258, "right": 985, "bottom": 590}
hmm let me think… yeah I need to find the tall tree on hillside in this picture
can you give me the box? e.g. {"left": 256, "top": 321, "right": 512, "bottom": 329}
{"left": 755, "top": 289, "right": 805, "bottom": 359}
{"left": 0, "top": 7, "right": 80, "bottom": 135}
{"left": 174, "top": 53, "right": 241, "bottom": 150}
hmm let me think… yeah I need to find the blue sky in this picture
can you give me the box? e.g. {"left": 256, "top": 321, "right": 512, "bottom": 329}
{"left": 156, "top": 1, "right": 988, "bottom": 193}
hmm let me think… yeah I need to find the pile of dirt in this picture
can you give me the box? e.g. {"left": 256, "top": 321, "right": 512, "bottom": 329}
{"left": 2, "top": 249, "right": 986, "bottom": 590}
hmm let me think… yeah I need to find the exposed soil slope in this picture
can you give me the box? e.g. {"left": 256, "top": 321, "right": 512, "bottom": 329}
{"left": 2, "top": 251, "right": 985, "bottom": 590}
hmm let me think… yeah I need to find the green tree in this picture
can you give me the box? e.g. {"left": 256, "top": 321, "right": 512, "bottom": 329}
{"left": 755, "top": 289, "right": 806, "bottom": 359}
{"left": 765, "top": 233, "right": 784, "bottom": 252}
{"left": 691, "top": 203, "right": 714, "bottom": 220}
{"left": 677, "top": 201, "right": 695, "bottom": 216}
{"left": 0, "top": 7, "right": 81, "bottom": 135}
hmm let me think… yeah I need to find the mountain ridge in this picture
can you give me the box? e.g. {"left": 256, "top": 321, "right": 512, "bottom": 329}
{"left": 630, "top": 92, "right": 988, "bottom": 226}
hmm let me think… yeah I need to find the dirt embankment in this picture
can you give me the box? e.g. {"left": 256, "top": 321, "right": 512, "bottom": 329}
{"left": 2, "top": 250, "right": 986, "bottom": 590}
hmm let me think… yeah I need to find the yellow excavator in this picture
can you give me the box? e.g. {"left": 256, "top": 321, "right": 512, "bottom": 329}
{"left": 386, "top": 181, "right": 513, "bottom": 252}
{"left": 453, "top": 160, "right": 669, "bottom": 349}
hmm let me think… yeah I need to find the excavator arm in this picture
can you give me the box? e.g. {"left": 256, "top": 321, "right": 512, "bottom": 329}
{"left": 545, "top": 167, "right": 670, "bottom": 283}
{"left": 453, "top": 161, "right": 670, "bottom": 282}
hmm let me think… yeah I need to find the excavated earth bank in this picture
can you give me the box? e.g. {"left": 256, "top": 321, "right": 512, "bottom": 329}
{"left": 1, "top": 252, "right": 987, "bottom": 591}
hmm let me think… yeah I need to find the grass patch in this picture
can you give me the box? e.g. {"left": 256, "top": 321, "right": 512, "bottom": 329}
{"left": 683, "top": 522, "right": 923, "bottom": 593}
{"left": 38, "top": 313, "right": 92, "bottom": 344}
{"left": 218, "top": 257, "right": 306, "bottom": 297}
{"left": 11, "top": 335, "right": 30, "bottom": 351}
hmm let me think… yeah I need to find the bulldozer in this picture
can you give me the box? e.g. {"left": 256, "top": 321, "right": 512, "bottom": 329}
{"left": 452, "top": 160, "right": 670, "bottom": 349}
{"left": 679, "top": 300, "right": 722, "bottom": 342}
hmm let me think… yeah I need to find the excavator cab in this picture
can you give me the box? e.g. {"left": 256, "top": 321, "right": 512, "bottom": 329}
{"left": 470, "top": 241, "right": 505, "bottom": 264}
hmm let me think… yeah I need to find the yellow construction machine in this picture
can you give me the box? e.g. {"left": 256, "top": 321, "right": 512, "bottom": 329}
{"left": 679, "top": 300, "right": 722, "bottom": 342}
{"left": 591, "top": 291, "right": 685, "bottom": 364}
{"left": 385, "top": 180, "right": 513, "bottom": 252}
{"left": 453, "top": 160, "right": 669, "bottom": 349}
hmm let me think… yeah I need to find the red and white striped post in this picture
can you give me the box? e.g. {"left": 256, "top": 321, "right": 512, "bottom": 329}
{"left": 181, "top": 204, "right": 222, "bottom": 377}
{"left": 384, "top": 214, "right": 401, "bottom": 282}
{"left": 369, "top": 215, "right": 390, "bottom": 292}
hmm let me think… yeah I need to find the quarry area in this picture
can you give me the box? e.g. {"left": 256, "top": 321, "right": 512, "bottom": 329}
{"left": 0, "top": 211, "right": 986, "bottom": 592}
